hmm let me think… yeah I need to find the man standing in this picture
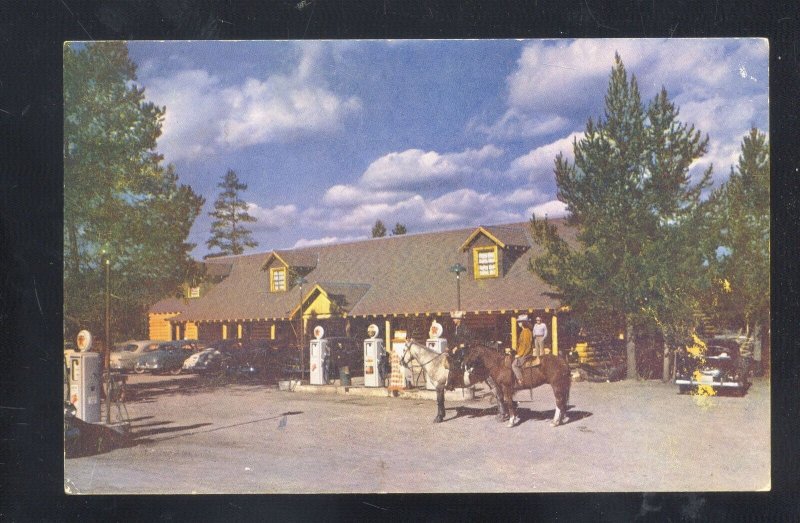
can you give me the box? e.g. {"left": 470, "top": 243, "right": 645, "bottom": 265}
{"left": 512, "top": 315, "right": 533, "bottom": 386}
{"left": 533, "top": 316, "right": 548, "bottom": 357}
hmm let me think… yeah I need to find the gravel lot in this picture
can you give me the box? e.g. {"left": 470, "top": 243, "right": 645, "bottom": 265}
{"left": 64, "top": 374, "right": 770, "bottom": 494}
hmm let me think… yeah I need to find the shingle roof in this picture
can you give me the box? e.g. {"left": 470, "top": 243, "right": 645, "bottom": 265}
{"left": 172, "top": 220, "right": 573, "bottom": 322}
{"left": 149, "top": 297, "right": 188, "bottom": 314}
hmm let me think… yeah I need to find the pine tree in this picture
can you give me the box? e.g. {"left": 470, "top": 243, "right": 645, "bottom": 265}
{"left": 391, "top": 223, "right": 407, "bottom": 235}
{"left": 64, "top": 42, "right": 204, "bottom": 340}
{"left": 707, "top": 128, "right": 770, "bottom": 365}
{"left": 529, "top": 54, "right": 712, "bottom": 379}
{"left": 371, "top": 220, "right": 387, "bottom": 238}
{"left": 206, "top": 169, "right": 258, "bottom": 257}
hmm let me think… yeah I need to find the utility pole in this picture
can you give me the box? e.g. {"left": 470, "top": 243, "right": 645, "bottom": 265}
{"left": 103, "top": 249, "right": 111, "bottom": 423}
{"left": 296, "top": 276, "right": 307, "bottom": 382}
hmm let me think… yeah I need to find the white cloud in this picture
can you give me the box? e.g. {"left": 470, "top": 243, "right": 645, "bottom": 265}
{"left": 142, "top": 44, "right": 361, "bottom": 162}
{"left": 322, "top": 184, "right": 412, "bottom": 207}
{"left": 478, "top": 39, "right": 768, "bottom": 161}
{"left": 508, "top": 132, "right": 583, "bottom": 183}
{"left": 526, "top": 200, "right": 569, "bottom": 219}
{"left": 246, "top": 202, "right": 299, "bottom": 230}
{"left": 293, "top": 235, "right": 366, "bottom": 248}
{"left": 360, "top": 145, "right": 504, "bottom": 191}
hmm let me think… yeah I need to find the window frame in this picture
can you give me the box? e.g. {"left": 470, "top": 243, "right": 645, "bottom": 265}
{"left": 270, "top": 266, "right": 287, "bottom": 292}
{"left": 473, "top": 245, "right": 499, "bottom": 279}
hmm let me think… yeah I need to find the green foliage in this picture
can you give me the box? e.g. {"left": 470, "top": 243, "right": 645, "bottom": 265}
{"left": 205, "top": 169, "right": 258, "bottom": 258}
{"left": 371, "top": 219, "right": 387, "bottom": 238}
{"left": 706, "top": 128, "right": 770, "bottom": 332}
{"left": 64, "top": 42, "right": 205, "bottom": 341}
{"left": 529, "top": 54, "right": 713, "bottom": 377}
{"left": 391, "top": 223, "right": 407, "bottom": 235}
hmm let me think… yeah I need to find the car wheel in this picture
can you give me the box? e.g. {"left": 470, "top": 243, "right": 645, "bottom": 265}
{"left": 169, "top": 367, "right": 182, "bottom": 375}
{"left": 134, "top": 367, "right": 145, "bottom": 374}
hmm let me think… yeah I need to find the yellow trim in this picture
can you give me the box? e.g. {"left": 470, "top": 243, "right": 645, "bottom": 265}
{"left": 222, "top": 324, "right": 228, "bottom": 340}
{"left": 270, "top": 267, "right": 287, "bottom": 292}
{"left": 511, "top": 316, "right": 518, "bottom": 350}
{"left": 261, "top": 251, "right": 290, "bottom": 271}
{"left": 551, "top": 315, "right": 558, "bottom": 356}
{"left": 237, "top": 323, "right": 243, "bottom": 339}
{"left": 459, "top": 226, "right": 507, "bottom": 251}
{"left": 473, "top": 245, "right": 499, "bottom": 279}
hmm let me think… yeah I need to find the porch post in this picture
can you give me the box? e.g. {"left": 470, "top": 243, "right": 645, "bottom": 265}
{"left": 511, "top": 315, "right": 518, "bottom": 350}
{"left": 551, "top": 315, "right": 558, "bottom": 356}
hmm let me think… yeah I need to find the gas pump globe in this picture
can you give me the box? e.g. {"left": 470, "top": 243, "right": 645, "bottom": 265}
{"left": 363, "top": 323, "right": 384, "bottom": 387}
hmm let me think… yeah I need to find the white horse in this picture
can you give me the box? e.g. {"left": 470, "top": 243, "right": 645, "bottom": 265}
{"left": 399, "top": 339, "right": 451, "bottom": 423}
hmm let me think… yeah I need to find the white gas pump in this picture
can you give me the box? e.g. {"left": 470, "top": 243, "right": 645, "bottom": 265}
{"left": 309, "top": 325, "right": 329, "bottom": 385}
{"left": 67, "top": 330, "right": 102, "bottom": 422}
{"left": 425, "top": 321, "right": 447, "bottom": 390}
{"left": 363, "top": 324, "right": 385, "bottom": 387}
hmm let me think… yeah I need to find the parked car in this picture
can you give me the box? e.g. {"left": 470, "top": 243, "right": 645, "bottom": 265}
{"left": 675, "top": 338, "right": 752, "bottom": 395}
{"left": 183, "top": 339, "right": 276, "bottom": 379}
{"left": 134, "top": 341, "right": 202, "bottom": 375}
{"left": 109, "top": 340, "right": 160, "bottom": 373}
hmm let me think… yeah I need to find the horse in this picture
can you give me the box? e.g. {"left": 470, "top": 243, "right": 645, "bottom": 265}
{"left": 462, "top": 345, "right": 572, "bottom": 428}
{"left": 399, "top": 339, "right": 462, "bottom": 423}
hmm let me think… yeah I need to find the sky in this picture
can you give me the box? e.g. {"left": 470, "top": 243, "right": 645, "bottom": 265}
{"left": 127, "top": 39, "right": 769, "bottom": 257}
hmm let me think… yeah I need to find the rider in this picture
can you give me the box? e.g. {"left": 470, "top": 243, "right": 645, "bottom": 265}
{"left": 448, "top": 311, "right": 471, "bottom": 368}
{"left": 512, "top": 314, "right": 535, "bottom": 386}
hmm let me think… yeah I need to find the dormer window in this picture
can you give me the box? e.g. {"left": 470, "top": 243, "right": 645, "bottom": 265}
{"left": 473, "top": 246, "right": 498, "bottom": 278}
{"left": 270, "top": 267, "right": 287, "bottom": 292}
{"left": 188, "top": 286, "right": 200, "bottom": 298}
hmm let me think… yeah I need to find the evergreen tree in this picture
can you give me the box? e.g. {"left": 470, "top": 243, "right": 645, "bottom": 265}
{"left": 391, "top": 223, "right": 407, "bottom": 235}
{"left": 64, "top": 42, "right": 204, "bottom": 340}
{"left": 371, "top": 220, "right": 387, "bottom": 238}
{"left": 707, "top": 128, "right": 770, "bottom": 364}
{"left": 205, "top": 169, "right": 258, "bottom": 257}
{"left": 529, "top": 54, "right": 712, "bottom": 379}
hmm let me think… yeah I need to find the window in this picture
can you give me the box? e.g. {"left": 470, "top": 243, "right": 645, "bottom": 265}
{"left": 473, "top": 246, "right": 498, "bottom": 278}
{"left": 188, "top": 286, "right": 200, "bottom": 298}
{"left": 270, "top": 267, "right": 287, "bottom": 292}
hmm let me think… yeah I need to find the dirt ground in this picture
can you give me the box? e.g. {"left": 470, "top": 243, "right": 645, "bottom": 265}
{"left": 64, "top": 374, "right": 770, "bottom": 494}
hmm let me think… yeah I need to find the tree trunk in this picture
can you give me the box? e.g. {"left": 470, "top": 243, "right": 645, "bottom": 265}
{"left": 626, "top": 316, "right": 638, "bottom": 380}
{"left": 661, "top": 341, "right": 672, "bottom": 383}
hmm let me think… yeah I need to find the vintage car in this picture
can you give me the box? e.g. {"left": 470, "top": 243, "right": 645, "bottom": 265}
{"left": 183, "top": 339, "right": 276, "bottom": 379}
{"left": 134, "top": 341, "right": 202, "bottom": 375}
{"left": 109, "top": 340, "right": 160, "bottom": 372}
{"left": 674, "top": 338, "right": 752, "bottom": 395}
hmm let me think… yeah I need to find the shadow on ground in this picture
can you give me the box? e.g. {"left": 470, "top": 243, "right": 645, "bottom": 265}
{"left": 65, "top": 411, "right": 304, "bottom": 458}
{"left": 444, "top": 404, "right": 591, "bottom": 425}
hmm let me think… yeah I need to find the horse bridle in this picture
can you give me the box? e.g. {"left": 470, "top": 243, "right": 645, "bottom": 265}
{"left": 400, "top": 339, "right": 446, "bottom": 371}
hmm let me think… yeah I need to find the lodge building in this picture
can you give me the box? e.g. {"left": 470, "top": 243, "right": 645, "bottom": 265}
{"left": 147, "top": 221, "right": 576, "bottom": 354}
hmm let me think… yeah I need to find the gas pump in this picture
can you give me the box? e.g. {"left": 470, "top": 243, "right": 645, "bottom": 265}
{"left": 67, "top": 330, "right": 102, "bottom": 422}
{"left": 425, "top": 321, "right": 447, "bottom": 390}
{"left": 309, "top": 325, "right": 329, "bottom": 385}
{"left": 363, "top": 324, "right": 385, "bottom": 387}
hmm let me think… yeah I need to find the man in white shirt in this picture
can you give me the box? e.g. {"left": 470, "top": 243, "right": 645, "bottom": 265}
{"left": 532, "top": 316, "right": 548, "bottom": 357}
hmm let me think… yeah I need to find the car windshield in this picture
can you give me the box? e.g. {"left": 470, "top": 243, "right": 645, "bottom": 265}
{"left": 144, "top": 343, "right": 161, "bottom": 352}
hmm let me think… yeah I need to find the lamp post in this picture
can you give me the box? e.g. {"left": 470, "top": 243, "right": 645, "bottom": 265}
{"left": 101, "top": 248, "right": 111, "bottom": 423}
{"left": 295, "top": 276, "right": 307, "bottom": 382}
{"left": 449, "top": 263, "right": 466, "bottom": 311}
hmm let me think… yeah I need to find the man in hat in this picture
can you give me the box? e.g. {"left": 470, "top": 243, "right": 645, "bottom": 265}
{"left": 533, "top": 316, "right": 548, "bottom": 357}
{"left": 512, "top": 314, "right": 536, "bottom": 386}
{"left": 447, "top": 311, "right": 472, "bottom": 368}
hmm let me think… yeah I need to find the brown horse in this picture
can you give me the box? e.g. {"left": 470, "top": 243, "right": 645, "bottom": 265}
{"left": 462, "top": 345, "right": 571, "bottom": 428}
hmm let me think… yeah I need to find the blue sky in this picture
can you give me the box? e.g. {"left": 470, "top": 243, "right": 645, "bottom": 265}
{"left": 127, "top": 39, "right": 769, "bottom": 257}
